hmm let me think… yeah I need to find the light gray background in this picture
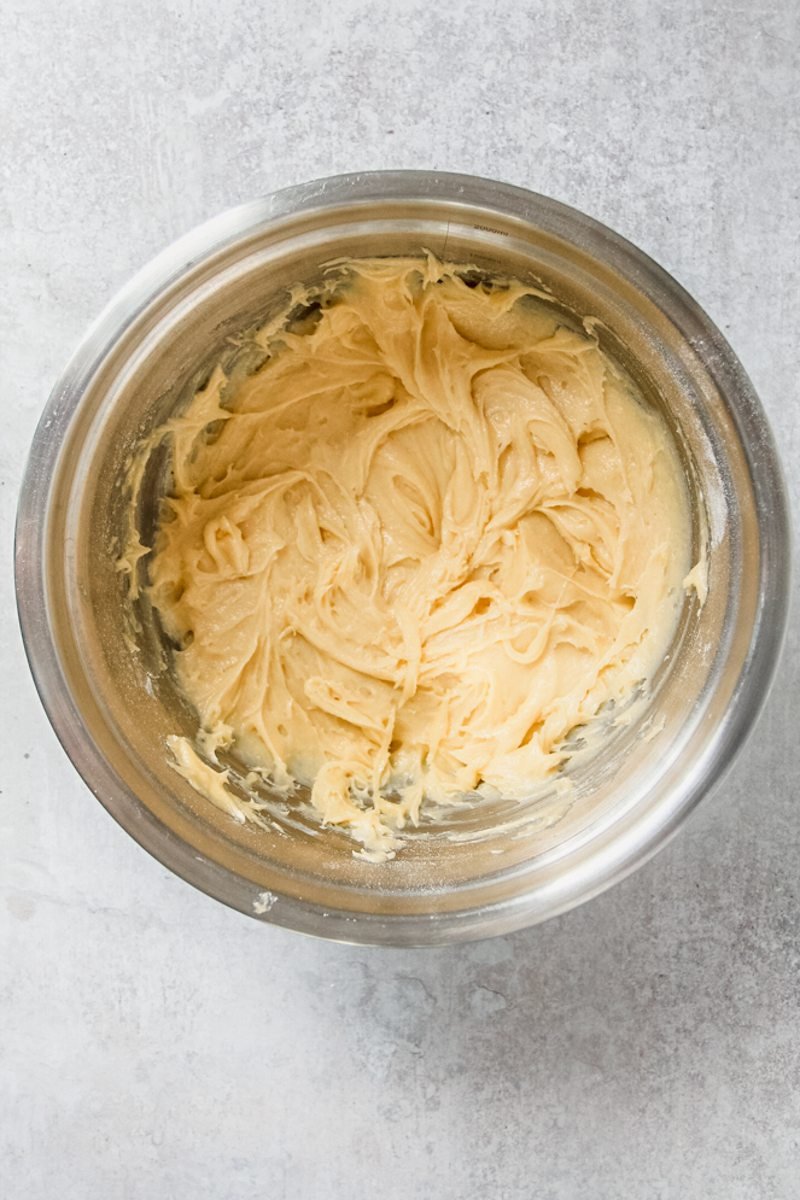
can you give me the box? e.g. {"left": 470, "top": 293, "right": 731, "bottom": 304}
{"left": 2, "top": 1, "right": 798, "bottom": 1197}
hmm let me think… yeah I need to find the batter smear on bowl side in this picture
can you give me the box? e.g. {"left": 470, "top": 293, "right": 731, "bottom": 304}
{"left": 129, "top": 256, "right": 691, "bottom": 860}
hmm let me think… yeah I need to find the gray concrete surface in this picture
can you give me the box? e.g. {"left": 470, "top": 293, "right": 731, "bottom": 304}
{"left": 2, "top": 1, "right": 798, "bottom": 1196}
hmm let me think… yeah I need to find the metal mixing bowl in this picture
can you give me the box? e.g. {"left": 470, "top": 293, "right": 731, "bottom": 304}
{"left": 15, "top": 171, "right": 790, "bottom": 945}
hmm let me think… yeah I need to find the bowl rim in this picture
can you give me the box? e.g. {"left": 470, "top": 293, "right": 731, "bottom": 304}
{"left": 14, "top": 170, "right": 792, "bottom": 945}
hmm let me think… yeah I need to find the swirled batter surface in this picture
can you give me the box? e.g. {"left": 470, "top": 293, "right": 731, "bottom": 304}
{"left": 145, "top": 257, "right": 690, "bottom": 859}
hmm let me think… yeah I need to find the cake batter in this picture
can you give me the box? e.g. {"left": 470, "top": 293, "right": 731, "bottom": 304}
{"left": 135, "top": 256, "right": 691, "bottom": 858}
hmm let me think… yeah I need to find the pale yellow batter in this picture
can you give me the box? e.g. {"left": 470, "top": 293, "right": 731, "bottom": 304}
{"left": 139, "top": 256, "right": 691, "bottom": 859}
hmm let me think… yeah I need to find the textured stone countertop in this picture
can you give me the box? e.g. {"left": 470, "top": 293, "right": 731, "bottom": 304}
{"left": 2, "top": 2, "right": 798, "bottom": 1196}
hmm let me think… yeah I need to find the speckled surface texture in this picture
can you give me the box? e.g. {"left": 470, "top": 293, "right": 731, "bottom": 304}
{"left": 2, "top": 1, "right": 798, "bottom": 1196}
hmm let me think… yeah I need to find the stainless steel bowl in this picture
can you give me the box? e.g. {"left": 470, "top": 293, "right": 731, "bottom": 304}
{"left": 15, "top": 171, "right": 790, "bottom": 945}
